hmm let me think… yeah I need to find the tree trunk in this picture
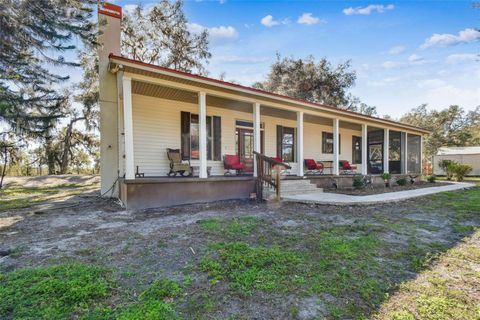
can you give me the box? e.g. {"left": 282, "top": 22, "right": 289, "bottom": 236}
{"left": 0, "top": 146, "right": 8, "bottom": 189}
{"left": 45, "top": 136, "right": 56, "bottom": 175}
{"left": 59, "top": 121, "right": 74, "bottom": 174}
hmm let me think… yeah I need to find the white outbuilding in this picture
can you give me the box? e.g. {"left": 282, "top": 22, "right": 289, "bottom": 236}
{"left": 433, "top": 146, "right": 480, "bottom": 176}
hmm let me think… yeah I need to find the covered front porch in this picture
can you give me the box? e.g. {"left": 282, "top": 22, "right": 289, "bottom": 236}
{"left": 109, "top": 55, "right": 426, "bottom": 208}
{"left": 120, "top": 78, "right": 423, "bottom": 180}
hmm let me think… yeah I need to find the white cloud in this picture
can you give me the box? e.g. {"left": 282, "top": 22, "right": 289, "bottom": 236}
{"left": 381, "top": 61, "right": 399, "bottom": 69}
{"left": 297, "top": 13, "right": 323, "bottom": 25}
{"left": 261, "top": 15, "right": 279, "bottom": 27}
{"left": 343, "top": 4, "right": 394, "bottom": 16}
{"left": 260, "top": 15, "right": 289, "bottom": 27}
{"left": 188, "top": 23, "right": 238, "bottom": 43}
{"left": 421, "top": 28, "right": 480, "bottom": 49}
{"left": 418, "top": 80, "right": 480, "bottom": 108}
{"left": 367, "top": 77, "right": 401, "bottom": 87}
{"left": 380, "top": 54, "right": 433, "bottom": 69}
{"left": 446, "top": 53, "right": 479, "bottom": 64}
{"left": 416, "top": 78, "right": 446, "bottom": 89}
{"left": 388, "top": 45, "right": 406, "bottom": 55}
{"left": 408, "top": 54, "right": 422, "bottom": 62}
{"left": 123, "top": 4, "right": 138, "bottom": 15}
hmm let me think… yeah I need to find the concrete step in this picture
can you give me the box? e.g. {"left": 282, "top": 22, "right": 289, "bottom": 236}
{"left": 262, "top": 179, "right": 323, "bottom": 200}
{"left": 279, "top": 179, "right": 323, "bottom": 197}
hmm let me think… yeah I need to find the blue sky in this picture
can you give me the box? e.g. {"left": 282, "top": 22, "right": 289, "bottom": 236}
{"left": 108, "top": 0, "right": 480, "bottom": 118}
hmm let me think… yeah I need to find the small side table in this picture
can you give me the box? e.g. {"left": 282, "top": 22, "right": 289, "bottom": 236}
{"left": 191, "top": 166, "right": 212, "bottom": 177}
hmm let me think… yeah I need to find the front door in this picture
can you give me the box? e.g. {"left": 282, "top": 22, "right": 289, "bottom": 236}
{"left": 236, "top": 128, "right": 254, "bottom": 172}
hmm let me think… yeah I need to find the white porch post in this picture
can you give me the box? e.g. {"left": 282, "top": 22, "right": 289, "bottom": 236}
{"left": 333, "top": 118, "right": 340, "bottom": 176}
{"left": 123, "top": 76, "right": 135, "bottom": 180}
{"left": 253, "top": 102, "right": 261, "bottom": 177}
{"left": 383, "top": 128, "right": 390, "bottom": 174}
{"left": 198, "top": 91, "right": 208, "bottom": 178}
{"left": 420, "top": 134, "right": 424, "bottom": 175}
{"left": 404, "top": 132, "right": 409, "bottom": 174}
{"left": 297, "top": 111, "right": 304, "bottom": 177}
{"left": 361, "top": 124, "right": 368, "bottom": 175}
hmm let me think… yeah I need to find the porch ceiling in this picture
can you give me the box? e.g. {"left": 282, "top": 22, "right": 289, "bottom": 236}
{"left": 132, "top": 81, "right": 364, "bottom": 129}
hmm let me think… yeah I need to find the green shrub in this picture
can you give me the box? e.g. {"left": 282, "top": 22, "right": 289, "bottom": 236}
{"left": 396, "top": 177, "right": 408, "bottom": 186}
{"left": 353, "top": 176, "right": 364, "bottom": 189}
{"left": 381, "top": 173, "right": 392, "bottom": 181}
{"left": 426, "top": 175, "right": 436, "bottom": 183}
{"left": 448, "top": 163, "right": 472, "bottom": 182}
{"left": 438, "top": 160, "right": 456, "bottom": 180}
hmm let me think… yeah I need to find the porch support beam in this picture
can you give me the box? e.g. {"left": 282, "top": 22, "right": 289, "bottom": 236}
{"left": 361, "top": 124, "right": 368, "bottom": 175}
{"left": 333, "top": 118, "right": 340, "bottom": 176}
{"left": 123, "top": 76, "right": 135, "bottom": 180}
{"left": 253, "top": 102, "right": 261, "bottom": 177}
{"left": 198, "top": 91, "right": 208, "bottom": 178}
{"left": 297, "top": 111, "right": 304, "bottom": 177}
{"left": 383, "top": 128, "right": 390, "bottom": 174}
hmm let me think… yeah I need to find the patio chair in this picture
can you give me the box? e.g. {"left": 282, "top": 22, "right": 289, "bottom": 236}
{"left": 166, "top": 148, "right": 192, "bottom": 177}
{"left": 223, "top": 154, "right": 245, "bottom": 176}
{"left": 339, "top": 160, "right": 357, "bottom": 174}
{"left": 304, "top": 159, "right": 324, "bottom": 175}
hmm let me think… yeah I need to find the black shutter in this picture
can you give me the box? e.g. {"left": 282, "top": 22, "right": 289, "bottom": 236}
{"left": 181, "top": 111, "right": 190, "bottom": 160}
{"left": 213, "top": 116, "right": 221, "bottom": 161}
{"left": 276, "top": 125, "right": 283, "bottom": 158}
{"left": 339, "top": 134, "right": 341, "bottom": 155}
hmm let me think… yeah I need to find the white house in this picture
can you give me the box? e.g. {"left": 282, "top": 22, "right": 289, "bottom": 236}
{"left": 97, "top": 3, "right": 429, "bottom": 209}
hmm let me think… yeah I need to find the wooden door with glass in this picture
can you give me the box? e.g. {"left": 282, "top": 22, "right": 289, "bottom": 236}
{"left": 235, "top": 121, "right": 264, "bottom": 172}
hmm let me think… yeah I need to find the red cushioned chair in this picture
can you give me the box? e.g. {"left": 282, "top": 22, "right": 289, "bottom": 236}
{"left": 304, "top": 159, "right": 324, "bottom": 175}
{"left": 223, "top": 155, "right": 245, "bottom": 176}
{"left": 339, "top": 160, "right": 357, "bottom": 174}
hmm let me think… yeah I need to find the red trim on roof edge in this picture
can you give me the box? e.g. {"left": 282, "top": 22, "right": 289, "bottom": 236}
{"left": 108, "top": 54, "right": 429, "bottom": 133}
{"left": 99, "top": 3, "right": 122, "bottom": 19}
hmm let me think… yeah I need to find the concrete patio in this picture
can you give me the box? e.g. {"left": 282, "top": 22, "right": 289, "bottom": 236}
{"left": 283, "top": 182, "right": 476, "bottom": 205}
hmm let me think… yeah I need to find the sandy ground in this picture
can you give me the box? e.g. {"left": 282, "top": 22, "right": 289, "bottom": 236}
{"left": 2, "top": 174, "right": 100, "bottom": 188}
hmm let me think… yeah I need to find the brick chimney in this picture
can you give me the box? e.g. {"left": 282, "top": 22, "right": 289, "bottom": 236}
{"left": 98, "top": 3, "right": 122, "bottom": 196}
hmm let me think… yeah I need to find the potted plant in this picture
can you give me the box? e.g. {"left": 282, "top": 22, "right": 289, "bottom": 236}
{"left": 381, "top": 172, "right": 392, "bottom": 187}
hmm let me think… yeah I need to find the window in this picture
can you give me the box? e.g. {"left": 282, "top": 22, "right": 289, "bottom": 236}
{"left": 407, "top": 134, "right": 421, "bottom": 174}
{"left": 389, "top": 131, "right": 402, "bottom": 174}
{"left": 367, "top": 129, "right": 384, "bottom": 174}
{"left": 181, "top": 112, "right": 221, "bottom": 161}
{"left": 322, "top": 132, "right": 341, "bottom": 154}
{"left": 276, "top": 126, "right": 295, "bottom": 162}
{"left": 190, "top": 114, "right": 211, "bottom": 160}
{"left": 352, "top": 136, "right": 362, "bottom": 164}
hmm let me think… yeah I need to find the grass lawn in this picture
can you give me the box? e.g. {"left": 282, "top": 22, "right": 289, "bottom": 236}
{"left": 0, "top": 178, "right": 479, "bottom": 319}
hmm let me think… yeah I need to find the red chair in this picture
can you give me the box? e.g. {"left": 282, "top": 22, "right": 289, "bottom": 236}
{"left": 304, "top": 159, "right": 324, "bottom": 175}
{"left": 339, "top": 160, "right": 357, "bottom": 174}
{"left": 223, "top": 155, "right": 246, "bottom": 176}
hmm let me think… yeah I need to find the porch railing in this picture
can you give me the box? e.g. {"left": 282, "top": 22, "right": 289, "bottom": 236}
{"left": 254, "top": 151, "right": 291, "bottom": 200}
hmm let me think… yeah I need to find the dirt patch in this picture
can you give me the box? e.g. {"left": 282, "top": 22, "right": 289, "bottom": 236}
{"left": 0, "top": 177, "right": 479, "bottom": 319}
{"left": 2, "top": 175, "right": 100, "bottom": 188}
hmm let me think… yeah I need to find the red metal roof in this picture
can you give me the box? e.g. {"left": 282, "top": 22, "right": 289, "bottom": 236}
{"left": 108, "top": 54, "right": 430, "bottom": 134}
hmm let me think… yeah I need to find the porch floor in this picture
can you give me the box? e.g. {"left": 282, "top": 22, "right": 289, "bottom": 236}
{"left": 283, "top": 182, "right": 475, "bottom": 205}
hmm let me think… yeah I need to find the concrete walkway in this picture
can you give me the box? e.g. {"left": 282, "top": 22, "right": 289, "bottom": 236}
{"left": 283, "top": 182, "right": 476, "bottom": 205}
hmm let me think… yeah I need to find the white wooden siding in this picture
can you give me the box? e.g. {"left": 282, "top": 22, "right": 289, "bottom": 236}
{"left": 131, "top": 94, "right": 363, "bottom": 176}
